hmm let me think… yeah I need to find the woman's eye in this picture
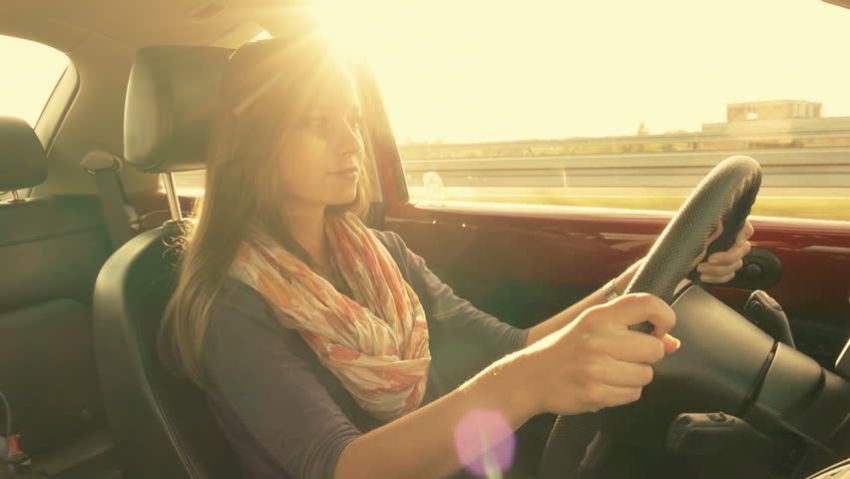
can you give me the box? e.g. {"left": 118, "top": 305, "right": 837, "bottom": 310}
{"left": 300, "top": 114, "right": 362, "bottom": 134}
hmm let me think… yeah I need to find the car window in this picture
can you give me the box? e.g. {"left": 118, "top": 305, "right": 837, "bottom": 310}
{"left": 0, "top": 35, "right": 69, "bottom": 127}
{"left": 0, "top": 35, "right": 69, "bottom": 199}
{"left": 327, "top": 0, "right": 850, "bottom": 222}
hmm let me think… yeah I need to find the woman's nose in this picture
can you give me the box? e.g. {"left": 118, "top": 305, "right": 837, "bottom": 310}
{"left": 335, "top": 120, "right": 363, "bottom": 157}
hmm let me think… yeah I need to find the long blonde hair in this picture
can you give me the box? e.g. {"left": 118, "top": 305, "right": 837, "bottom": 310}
{"left": 160, "top": 34, "right": 372, "bottom": 385}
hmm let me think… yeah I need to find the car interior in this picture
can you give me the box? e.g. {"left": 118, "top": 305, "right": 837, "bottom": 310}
{"left": 2, "top": 1, "right": 850, "bottom": 479}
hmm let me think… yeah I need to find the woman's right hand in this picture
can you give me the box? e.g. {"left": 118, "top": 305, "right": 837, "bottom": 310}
{"left": 498, "top": 293, "right": 679, "bottom": 418}
{"left": 334, "top": 295, "right": 677, "bottom": 479}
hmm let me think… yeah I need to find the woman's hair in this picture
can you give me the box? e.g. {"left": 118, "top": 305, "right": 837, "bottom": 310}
{"left": 160, "top": 34, "right": 373, "bottom": 385}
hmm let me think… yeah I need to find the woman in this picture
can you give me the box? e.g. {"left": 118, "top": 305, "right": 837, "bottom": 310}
{"left": 160, "top": 35, "right": 753, "bottom": 479}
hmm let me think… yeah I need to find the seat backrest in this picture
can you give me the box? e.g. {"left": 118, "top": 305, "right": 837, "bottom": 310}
{"left": 94, "top": 223, "right": 240, "bottom": 479}
{"left": 0, "top": 117, "right": 113, "bottom": 456}
{"left": 92, "top": 46, "right": 240, "bottom": 479}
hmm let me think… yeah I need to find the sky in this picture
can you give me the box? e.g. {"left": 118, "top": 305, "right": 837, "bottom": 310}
{"left": 0, "top": 36, "right": 68, "bottom": 126}
{"left": 2, "top": 0, "right": 850, "bottom": 143}
{"left": 316, "top": 0, "right": 850, "bottom": 143}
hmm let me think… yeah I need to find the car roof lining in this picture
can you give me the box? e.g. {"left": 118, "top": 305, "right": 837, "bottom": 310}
{"left": 0, "top": 0, "right": 295, "bottom": 52}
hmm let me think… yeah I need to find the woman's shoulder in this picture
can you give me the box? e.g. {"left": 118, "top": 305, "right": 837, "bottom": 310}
{"left": 200, "top": 276, "right": 299, "bottom": 385}
{"left": 369, "top": 228, "right": 414, "bottom": 274}
{"left": 206, "top": 276, "right": 286, "bottom": 337}
{"left": 369, "top": 228, "right": 415, "bottom": 264}
{"left": 369, "top": 228, "right": 405, "bottom": 251}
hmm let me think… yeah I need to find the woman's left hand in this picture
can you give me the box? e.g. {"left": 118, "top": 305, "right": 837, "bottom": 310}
{"left": 694, "top": 219, "right": 755, "bottom": 284}
{"left": 614, "top": 219, "right": 755, "bottom": 292}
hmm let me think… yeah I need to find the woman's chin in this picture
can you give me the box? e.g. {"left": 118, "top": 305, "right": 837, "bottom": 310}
{"left": 326, "top": 192, "right": 358, "bottom": 208}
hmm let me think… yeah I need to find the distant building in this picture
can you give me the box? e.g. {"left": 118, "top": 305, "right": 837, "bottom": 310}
{"left": 726, "top": 100, "right": 822, "bottom": 122}
{"left": 400, "top": 100, "right": 850, "bottom": 160}
{"left": 702, "top": 100, "right": 850, "bottom": 138}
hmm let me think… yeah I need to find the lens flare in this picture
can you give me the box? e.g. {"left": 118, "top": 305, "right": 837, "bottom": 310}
{"left": 453, "top": 409, "right": 516, "bottom": 478}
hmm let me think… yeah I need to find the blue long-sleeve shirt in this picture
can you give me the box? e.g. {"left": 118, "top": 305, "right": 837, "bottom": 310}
{"left": 200, "top": 230, "right": 529, "bottom": 479}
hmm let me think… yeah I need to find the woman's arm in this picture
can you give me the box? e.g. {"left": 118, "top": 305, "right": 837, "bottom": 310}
{"left": 203, "top": 280, "right": 366, "bottom": 479}
{"left": 525, "top": 260, "right": 638, "bottom": 346}
{"left": 335, "top": 360, "right": 528, "bottom": 479}
{"left": 526, "top": 219, "right": 755, "bottom": 347}
{"left": 336, "top": 294, "right": 679, "bottom": 479}
{"left": 375, "top": 230, "right": 528, "bottom": 389}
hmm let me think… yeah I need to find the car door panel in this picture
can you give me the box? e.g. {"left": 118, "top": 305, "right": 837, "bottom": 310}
{"left": 386, "top": 203, "right": 850, "bottom": 368}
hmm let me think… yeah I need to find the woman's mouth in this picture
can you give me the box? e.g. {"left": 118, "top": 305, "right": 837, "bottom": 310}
{"left": 329, "top": 167, "right": 359, "bottom": 178}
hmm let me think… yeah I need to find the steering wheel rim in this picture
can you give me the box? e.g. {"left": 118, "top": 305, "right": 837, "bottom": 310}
{"left": 539, "top": 155, "right": 762, "bottom": 479}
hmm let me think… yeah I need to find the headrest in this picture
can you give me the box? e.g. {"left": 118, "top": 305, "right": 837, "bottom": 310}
{"left": 0, "top": 117, "right": 47, "bottom": 190}
{"left": 123, "top": 46, "right": 233, "bottom": 173}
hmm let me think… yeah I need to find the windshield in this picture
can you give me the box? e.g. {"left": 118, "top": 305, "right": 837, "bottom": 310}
{"left": 316, "top": 0, "right": 850, "bottom": 221}
{"left": 351, "top": 0, "right": 850, "bottom": 142}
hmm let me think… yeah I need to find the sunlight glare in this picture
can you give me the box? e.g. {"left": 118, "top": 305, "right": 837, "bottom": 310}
{"left": 0, "top": 35, "right": 69, "bottom": 127}
{"left": 300, "top": 1, "right": 850, "bottom": 143}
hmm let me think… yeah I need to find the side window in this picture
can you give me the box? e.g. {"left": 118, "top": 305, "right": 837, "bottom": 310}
{"left": 363, "top": 2, "right": 850, "bottom": 222}
{"left": 0, "top": 35, "right": 69, "bottom": 127}
{"left": 0, "top": 35, "right": 69, "bottom": 200}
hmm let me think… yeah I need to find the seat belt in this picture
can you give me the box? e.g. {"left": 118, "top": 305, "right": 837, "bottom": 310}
{"left": 81, "top": 150, "right": 136, "bottom": 250}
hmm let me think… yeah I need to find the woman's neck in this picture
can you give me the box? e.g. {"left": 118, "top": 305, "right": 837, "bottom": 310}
{"left": 284, "top": 204, "right": 330, "bottom": 266}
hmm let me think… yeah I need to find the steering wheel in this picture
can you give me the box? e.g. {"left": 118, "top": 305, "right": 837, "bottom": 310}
{"left": 539, "top": 155, "right": 762, "bottom": 478}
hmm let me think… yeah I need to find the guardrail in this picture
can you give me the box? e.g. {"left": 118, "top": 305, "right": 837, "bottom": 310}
{"left": 401, "top": 147, "right": 850, "bottom": 220}
{"left": 401, "top": 148, "right": 850, "bottom": 191}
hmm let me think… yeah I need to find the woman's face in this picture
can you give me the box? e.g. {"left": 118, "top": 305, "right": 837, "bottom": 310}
{"left": 275, "top": 69, "right": 365, "bottom": 213}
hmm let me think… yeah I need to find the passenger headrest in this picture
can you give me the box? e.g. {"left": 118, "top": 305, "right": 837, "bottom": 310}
{"left": 0, "top": 117, "right": 47, "bottom": 190}
{"left": 123, "top": 46, "right": 233, "bottom": 173}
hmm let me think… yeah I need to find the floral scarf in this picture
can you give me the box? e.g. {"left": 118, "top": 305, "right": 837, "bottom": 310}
{"left": 228, "top": 213, "right": 431, "bottom": 421}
